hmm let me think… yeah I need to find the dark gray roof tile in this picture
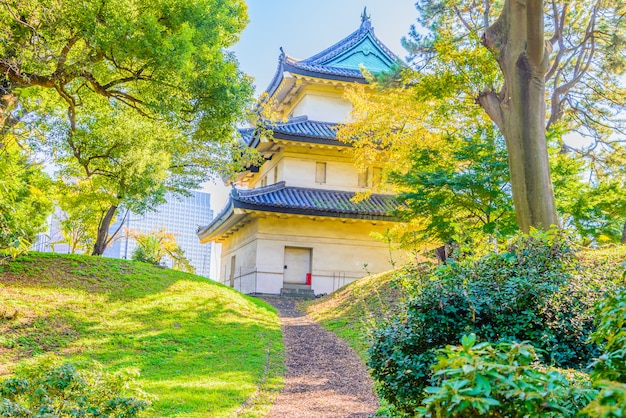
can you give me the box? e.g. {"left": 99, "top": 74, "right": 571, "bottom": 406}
{"left": 233, "top": 181, "right": 398, "bottom": 218}
{"left": 239, "top": 116, "right": 344, "bottom": 147}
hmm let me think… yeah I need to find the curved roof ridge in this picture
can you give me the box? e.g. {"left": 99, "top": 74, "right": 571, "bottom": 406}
{"left": 283, "top": 184, "right": 396, "bottom": 199}
{"left": 300, "top": 21, "right": 399, "bottom": 66}
{"left": 276, "top": 116, "right": 336, "bottom": 127}
{"left": 263, "top": 15, "right": 401, "bottom": 98}
{"left": 230, "top": 184, "right": 399, "bottom": 218}
{"left": 265, "top": 51, "right": 286, "bottom": 98}
{"left": 280, "top": 115, "right": 309, "bottom": 125}
{"left": 301, "top": 26, "right": 372, "bottom": 65}
{"left": 235, "top": 181, "right": 287, "bottom": 198}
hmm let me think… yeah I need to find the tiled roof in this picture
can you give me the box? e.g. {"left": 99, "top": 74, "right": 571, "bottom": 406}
{"left": 283, "top": 58, "right": 365, "bottom": 79}
{"left": 197, "top": 182, "right": 400, "bottom": 240}
{"left": 271, "top": 116, "right": 338, "bottom": 140}
{"left": 265, "top": 16, "right": 400, "bottom": 97}
{"left": 297, "top": 18, "right": 399, "bottom": 68}
{"left": 242, "top": 116, "right": 344, "bottom": 147}
{"left": 239, "top": 127, "right": 255, "bottom": 144}
{"left": 233, "top": 182, "right": 397, "bottom": 218}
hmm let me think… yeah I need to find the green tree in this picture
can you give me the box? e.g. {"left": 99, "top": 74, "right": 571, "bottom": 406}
{"left": 338, "top": 61, "right": 516, "bottom": 248}
{"left": 390, "top": 123, "right": 516, "bottom": 246}
{"left": 47, "top": 98, "right": 191, "bottom": 255}
{"left": 130, "top": 229, "right": 194, "bottom": 273}
{"left": 404, "top": 0, "right": 626, "bottom": 232}
{"left": 1, "top": 0, "right": 255, "bottom": 254}
{"left": 0, "top": 0, "right": 252, "bottom": 142}
{"left": 550, "top": 138, "right": 626, "bottom": 245}
{"left": 0, "top": 134, "right": 52, "bottom": 256}
{"left": 54, "top": 183, "right": 108, "bottom": 254}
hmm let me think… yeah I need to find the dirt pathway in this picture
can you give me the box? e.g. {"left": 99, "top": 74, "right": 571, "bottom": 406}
{"left": 260, "top": 297, "right": 378, "bottom": 418}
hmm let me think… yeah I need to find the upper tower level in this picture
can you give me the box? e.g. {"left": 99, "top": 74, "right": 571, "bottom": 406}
{"left": 262, "top": 11, "right": 400, "bottom": 122}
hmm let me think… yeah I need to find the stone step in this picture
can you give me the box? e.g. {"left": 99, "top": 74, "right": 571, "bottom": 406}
{"left": 282, "top": 283, "right": 311, "bottom": 290}
{"left": 280, "top": 287, "right": 315, "bottom": 299}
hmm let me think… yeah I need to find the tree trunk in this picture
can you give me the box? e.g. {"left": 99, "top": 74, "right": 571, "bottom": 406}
{"left": 480, "top": 0, "right": 558, "bottom": 232}
{"left": 1, "top": 80, "right": 17, "bottom": 139}
{"left": 92, "top": 205, "right": 117, "bottom": 255}
{"left": 621, "top": 220, "right": 626, "bottom": 244}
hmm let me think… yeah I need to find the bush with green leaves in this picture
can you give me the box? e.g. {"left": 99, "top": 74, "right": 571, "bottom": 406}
{"left": 368, "top": 230, "right": 619, "bottom": 415}
{"left": 579, "top": 289, "right": 626, "bottom": 416}
{"left": 0, "top": 361, "right": 149, "bottom": 417}
{"left": 416, "top": 334, "right": 595, "bottom": 417}
{"left": 131, "top": 235, "right": 161, "bottom": 265}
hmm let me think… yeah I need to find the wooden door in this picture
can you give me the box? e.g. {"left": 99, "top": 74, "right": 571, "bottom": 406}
{"left": 283, "top": 247, "right": 311, "bottom": 285}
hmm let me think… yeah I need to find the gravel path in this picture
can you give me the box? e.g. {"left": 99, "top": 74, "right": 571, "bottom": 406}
{"left": 260, "top": 297, "right": 379, "bottom": 418}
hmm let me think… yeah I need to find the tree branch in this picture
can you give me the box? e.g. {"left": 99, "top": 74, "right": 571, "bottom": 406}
{"left": 526, "top": 0, "right": 545, "bottom": 68}
{"left": 476, "top": 89, "right": 504, "bottom": 130}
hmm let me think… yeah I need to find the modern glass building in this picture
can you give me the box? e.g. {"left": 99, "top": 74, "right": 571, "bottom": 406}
{"left": 105, "top": 191, "right": 213, "bottom": 277}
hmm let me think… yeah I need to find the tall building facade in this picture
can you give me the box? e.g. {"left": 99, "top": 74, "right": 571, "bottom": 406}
{"left": 34, "top": 191, "right": 213, "bottom": 278}
{"left": 105, "top": 191, "right": 213, "bottom": 277}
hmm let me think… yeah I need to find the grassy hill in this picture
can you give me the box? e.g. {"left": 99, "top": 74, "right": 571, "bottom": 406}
{"left": 0, "top": 252, "right": 283, "bottom": 417}
{"left": 305, "top": 245, "right": 626, "bottom": 362}
{"left": 304, "top": 268, "right": 411, "bottom": 361}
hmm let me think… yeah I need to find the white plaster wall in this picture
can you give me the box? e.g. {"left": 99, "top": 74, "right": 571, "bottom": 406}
{"left": 220, "top": 220, "right": 259, "bottom": 290}
{"left": 217, "top": 214, "right": 404, "bottom": 295}
{"left": 256, "top": 216, "right": 402, "bottom": 295}
{"left": 255, "top": 272, "right": 283, "bottom": 294}
{"left": 282, "top": 155, "right": 365, "bottom": 191}
{"left": 251, "top": 157, "right": 282, "bottom": 189}
{"left": 290, "top": 94, "right": 352, "bottom": 123}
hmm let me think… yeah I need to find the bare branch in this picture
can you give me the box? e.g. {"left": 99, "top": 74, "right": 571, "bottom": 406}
{"left": 454, "top": 6, "right": 474, "bottom": 32}
{"left": 476, "top": 89, "right": 504, "bottom": 130}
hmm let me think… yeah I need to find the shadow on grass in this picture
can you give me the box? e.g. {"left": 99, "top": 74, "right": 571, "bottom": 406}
{"left": 1, "top": 253, "right": 284, "bottom": 416}
{"left": 69, "top": 299, "right": 282, "bottom": 416}
{"left": 1, "top": 252, "right": 229, "bottom": 302}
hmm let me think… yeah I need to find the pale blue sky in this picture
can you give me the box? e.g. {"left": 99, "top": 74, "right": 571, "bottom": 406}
{"left": 230, "top": 1, "right": 419, "bottom": 96}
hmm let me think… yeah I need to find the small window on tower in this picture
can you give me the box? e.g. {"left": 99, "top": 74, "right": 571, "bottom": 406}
{"left": 358, "top": 170, "right": 368, "bottom": 187}
{"left": 315, "top": 162, "right": 327, "bottom": 184}
{"left": 372, "top": 167, "right": 382, "bottom": 187}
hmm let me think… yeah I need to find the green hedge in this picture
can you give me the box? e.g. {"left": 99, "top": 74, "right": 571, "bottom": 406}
{"left": 368, "top": 231, "right": 620, "bottom": 415}
{"left": 0, "top": 361, "right": 149, "bottom": 417}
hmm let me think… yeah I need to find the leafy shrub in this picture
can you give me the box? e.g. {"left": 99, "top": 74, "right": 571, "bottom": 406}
{"left": 368, "top": 230, "right": 619, "bottom": 415}
{"left": 130, "top": 229, "right": 194, "bottom": 273}
{"left": 580, "top": 290, "right": 626, "bottom": 416}
{"left": 417, "top": 334, "right": 595, "bottom": 417}
{"left": 131, "top": 235, "right": 161, "bottom": 265}
{"left": 0, "top": 361, "right": 150, "bottom": 417}
{"left": 589, "top": 289, "right": 626, "bottom": 383}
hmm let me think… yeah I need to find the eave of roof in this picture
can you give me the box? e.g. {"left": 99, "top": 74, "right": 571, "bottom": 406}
{"left": 264, "top": 16, "right": 399, "bottom": 100}
{"left": 245, "top": 116, "right": 346, "bottom": 148}
{"left": 197, "top": 182, "right": 401, "bottom": 242}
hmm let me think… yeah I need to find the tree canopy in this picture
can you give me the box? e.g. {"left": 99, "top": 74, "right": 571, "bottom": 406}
{"left": 0, "top": 0, "right": 256, "bottom": 255}
{"left": 1, "top": 0, "right": 252, "bottom": 142}
{"left": 401, "top": 0, "right": 626, "bottom": 232}
{"left": 0, "top": 134, "right": 51, "bottom": 255}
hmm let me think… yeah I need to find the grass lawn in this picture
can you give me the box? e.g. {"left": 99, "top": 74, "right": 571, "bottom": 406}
{"left": 0, "top": 252, "right": 284, "bottom": 417}
{"left": 304, "top": 269, "right": 408, "bottom": 361}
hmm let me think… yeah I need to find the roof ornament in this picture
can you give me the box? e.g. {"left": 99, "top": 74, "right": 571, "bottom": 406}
{"left": 230, "top": 183, "right": 239, "bottom": 198}
{"left": 360, "top": 7, "right": 372, "bottom": 30}
{"left": 279, "top": 46, "right": 285, "bottom": 57}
